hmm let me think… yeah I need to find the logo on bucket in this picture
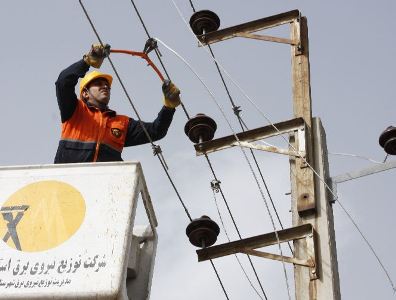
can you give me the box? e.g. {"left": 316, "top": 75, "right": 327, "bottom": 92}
{"left": 0, "top": 181, "right": 86, "bottom": 252}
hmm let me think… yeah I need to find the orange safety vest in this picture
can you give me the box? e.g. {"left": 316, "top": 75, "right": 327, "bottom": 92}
{"left": 61, "top": 100, "right": 130, "bottom": 162}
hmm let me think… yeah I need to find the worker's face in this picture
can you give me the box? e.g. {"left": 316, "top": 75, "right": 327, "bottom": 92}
{"left": 84, "top": 78, "right": 111, "bottom": 107}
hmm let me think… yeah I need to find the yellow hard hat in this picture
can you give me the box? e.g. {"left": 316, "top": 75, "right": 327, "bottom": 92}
{"left": 79, "top": 70, "right": 113, "bottom": 98}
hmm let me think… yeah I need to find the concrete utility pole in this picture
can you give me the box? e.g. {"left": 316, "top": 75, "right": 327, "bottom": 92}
{"left": 189, "top": 10, "right": 341, "bottom": 299}
{"left": 289, "top": 16, "right": 341, "bottom": 300}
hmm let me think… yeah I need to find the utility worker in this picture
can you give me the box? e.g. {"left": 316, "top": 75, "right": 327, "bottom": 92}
{"left": 54, "top": 44, "right": 180, "bottom": 163}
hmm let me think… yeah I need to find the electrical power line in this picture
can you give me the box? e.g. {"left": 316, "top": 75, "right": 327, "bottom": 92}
{"left": 188, "top": 0, "right": 196, "bottom": 13}
{"left": 78, "top": 1, "right": 234, "bottom": 298}
{"left": 256, "top": 140, "right": 388, "bottom": 166}
{"left": 204, "top": 45, "right": 293, "bottom": 253}
{"left": 329, "top": 152, "right": 386, "bottom": 164}
{"left": 129, "top": 0, "right": 190, "bottom": 119}
{"left": 78, "top": 0, "right": 192, "bottom": 221}
{"left": 165, "top": 1, "right": 396, "bottom": 293}
{"left": 205, "top": 44, "right": 292, "bottom": 254}
{"left": 156, "top": 37, "right": 292, "bottom": 300}
{"left": 126, "top": 1, "right": 274, "bottom": 298}
{"left": 205, "top": 154, "right": 269, "bottom": 300}
{"left": 83, "top": 0, "right": 395, "bottom": 295}
{"left": 210, "top": 260, "right": 230, "bottom": 300}
{"left": 211, "top": 187, "right": 264, "bottom": 300}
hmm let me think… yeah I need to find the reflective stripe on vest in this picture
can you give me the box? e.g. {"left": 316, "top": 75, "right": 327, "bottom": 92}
{"left": 61, "top": 100, "right": 129, "bottom": 161}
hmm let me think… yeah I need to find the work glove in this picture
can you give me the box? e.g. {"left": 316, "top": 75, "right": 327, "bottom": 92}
{"left": 162, "top": 80, "right": 181, "bottom": 109}
{"left": 83, "top": 43, "right": 111, "bottom": 68}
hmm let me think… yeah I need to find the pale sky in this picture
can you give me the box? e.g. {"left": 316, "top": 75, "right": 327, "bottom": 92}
{"left": 1, "top": 1, "right": 395, "bottom": 299}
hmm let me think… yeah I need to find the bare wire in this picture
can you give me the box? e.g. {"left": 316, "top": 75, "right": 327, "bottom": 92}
{"left": 237, "top": 103, "right": 293, "bottom": 254}
{"left": 126, "top": 1, "right": 273, "bottom": 295}
{"left": 78, "top": 1, "right": 235, "bottom": 297}
{"left": 221, "top": 75, "right": 396, "bottom": 292}
{"left": 206, "top": 45, "right": 291, "bottom": 251}
{"left": 211, "top": 188, "right": 264, "bottom": 300}
{"left": 329, "top": 152, "right": 386, "bottom": 164}
{"left": 188, "top": 0, "right": 196, "bottom": 12}
{"left": 210, "top": 260, "right": 230, "bottom": 300}
{"left": 335, "top": 200, "right": 396, "bottom": 293}
{"left": 258, "top": 142, "right": 389, "bottom": 166}
{"left": 129, "top": 0, "right": 191, "bottom": 119}
{"left": 156, "top": 37, "right": 292, "bottom": 299}
{"left": 78, "top": 0, "right": 192, "bottom": 221}
{"left": 206, "top": 155, "right": 269, "bottom": 300}
{"left": 166, "top": 1, "right": 396, "bottom": 292}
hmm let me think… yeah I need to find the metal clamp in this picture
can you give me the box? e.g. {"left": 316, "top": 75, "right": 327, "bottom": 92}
{"left": 143, "top": 37, "right": 161, "bottom": 56}
{"left": 210, "top": 180, "right": 221, "bottom": 193}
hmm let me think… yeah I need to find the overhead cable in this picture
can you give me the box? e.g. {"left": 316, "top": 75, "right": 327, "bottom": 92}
{"left": 187, "top": 0, "right": 196, "bottom": 13}
{"left": 78, "top": 1, "right": 233, "bottom": 298}
{"left": 126, "top": 1, "right": 272, "bottom": 296}
{"left": 156, "top": 37, "right": 292, "bottom": 300}
{"left": 167, "top": 1, "right": 396, "bottom": 293}
{"left": 211, "top": 188, "right": 264, "bottom": 300}
{"left": 329, "top": 152, "right": 386, "bottom": 164}
{"left": 210, "top": 260, "right": 230, "bottom": 300}
{"left": 129, "top": 0, "right": 190, "bottom": 119}
{"left": 227, "top": 78, "right": 396, "bottom": 292}
{"left": 78, "top": 0, "right": 192, "bottom": 221}
{"left": 206, "top": 154, "right": 268, "bottom": 300}
{"left": 206, "top": 46, "right": 293, "bottom": 253}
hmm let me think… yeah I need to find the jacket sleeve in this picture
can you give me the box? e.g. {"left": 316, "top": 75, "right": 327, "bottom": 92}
{"left": 55, "top": 59, "right": 90, "bottom": 123}
{"left": 124, "top": 106, "right": 175, "bottom": 146}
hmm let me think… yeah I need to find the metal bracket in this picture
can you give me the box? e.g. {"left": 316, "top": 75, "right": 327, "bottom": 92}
{"left": 241, "top": 248, "right": 313, "bottom": 267}
{"left": 330, "top": 159, "right": 396, "bottom": 203}
{"left": 198, "top": 10, "right": 300, "bottom": 46}
{"left": 194, "top": 117, "right": 307, "bottom": 159}
{"left": 298, "top": 125, "right": 309, "bottom": 167}
{"left": 234, "top": 32, "right": 297, "bottom": 45}
{"left": 231, "top": 140, "right": 305, "bottom": 157}
{"left": 197, "top": 224, "right": 318, "bottom": 280}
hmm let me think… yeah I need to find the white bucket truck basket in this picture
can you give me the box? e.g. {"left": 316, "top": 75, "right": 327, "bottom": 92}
{"left": 0, "top": 162, "right": 158, "bottom": 300}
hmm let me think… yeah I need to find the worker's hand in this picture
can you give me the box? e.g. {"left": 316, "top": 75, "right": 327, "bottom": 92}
{"left": 162, "top": 80, "right": 181, "bottom": 109}
{"left": 83, "top": 43, "right": 111, "bottom": 68}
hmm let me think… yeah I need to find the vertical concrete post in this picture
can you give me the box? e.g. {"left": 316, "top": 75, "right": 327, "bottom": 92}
{"left": 311, "top": 118, "right": 341, "bottom": 300}
{"left": 290, "top": 16, "right": 340, "bottom": 299}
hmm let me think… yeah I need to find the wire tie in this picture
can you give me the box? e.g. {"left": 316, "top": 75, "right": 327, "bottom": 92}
{"left": 152, "top": 144, "right": 162, "bottom": 156}
{"left": 233, "top": 105, "right": 242, "bottom": 116}
{"left": 143, "top": 37, "right": 159, "bottom": 55}
{"left": 210, "top": 179, "right": 221, "bottom": 193}
{"left": 152, "top": 144, "right": 169, "bottom": 170}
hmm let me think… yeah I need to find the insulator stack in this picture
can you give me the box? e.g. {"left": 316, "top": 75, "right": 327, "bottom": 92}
{"left": 184, "top": 113, "right": 217, "bottom": 144}
{"left": 379, "top": 126, "right": 396, "bottom": 155}
{"left": 189, "top": 10, "right": 220, "bottom": 35}
{"left": 186, "top": 215, "right": 220, "bottom": 248}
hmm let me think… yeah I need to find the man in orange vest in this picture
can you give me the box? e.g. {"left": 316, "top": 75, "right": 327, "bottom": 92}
{"left": 54, "top": 44, "right": 180, "bottom": 163}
